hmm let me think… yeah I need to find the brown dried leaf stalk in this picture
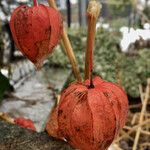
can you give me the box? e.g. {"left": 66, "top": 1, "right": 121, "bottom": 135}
{"left": 0, "top": 112, "right": 14, "bottom": 124}
{"left": 84, "top": 0, "right": 101, "bottom": 80}
{"left": 132, "top": 79, "right": 150, "bottom": 150}
{"left": 48, "top": 0, "right": 82, "bottom": 81}
{"left": 115, "top": 119, "right": 150, "bottom": 143}
{"left": 124, "top": 126, "right": 150, "bottom": 136}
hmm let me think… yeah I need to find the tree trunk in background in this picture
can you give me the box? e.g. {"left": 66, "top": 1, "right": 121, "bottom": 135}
{"left": 0, "top": 49, "right": 3, "bottom": 67}
{"left": 0, "top": 40, "right": 4, "bottom": 66}
{"left": 66, "top": 0, "right": 72, "bottom": 28}
{"left": 6, "top": 23, "right": 15, "bottom": 62}
{"left": 78, "top": 0, "right": 88, "bottom": 27}
{"left": 0, "top": 21, "right": 4, "bottom": 67}
{"left": 9, "top": 36, "right": 15, "bottom": 62}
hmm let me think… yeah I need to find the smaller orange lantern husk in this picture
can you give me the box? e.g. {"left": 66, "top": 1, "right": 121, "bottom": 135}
{"left": 10, "top": 0, "right": 63, "bottom": 68}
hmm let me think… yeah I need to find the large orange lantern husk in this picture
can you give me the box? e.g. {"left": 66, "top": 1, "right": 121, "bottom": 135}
{"left": 10, "top": 2, "right": 62, "bottom": 68}
{"left": 46, "top": 76, "right": 128, "bottom": 150}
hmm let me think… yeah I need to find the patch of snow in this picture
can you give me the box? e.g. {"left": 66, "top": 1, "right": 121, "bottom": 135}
{"left": 1, "top": 69, "right": 8, "bottom": 77}
{"left": 144, "top": 23, "right": 150, "bottom": 30}
{"left": 108, "top": 146, "right": 115, "bottom": 150}
{"left": 120, "top": 25, "right": 150, "bottom": 52}
{"left": 96, "top": 22, "right": 110, "bottom": 30}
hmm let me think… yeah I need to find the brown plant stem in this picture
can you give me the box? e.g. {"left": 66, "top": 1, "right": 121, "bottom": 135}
{"left": 0, "top": 112, "right": 14, "bottom": 124}
{"left": 124, "top": 126, "right": 150, "bottom": 136}
{"left": 48, "top": 0, "right": 82, "bottom": 82}
{"left": 33, "top": 0, "right": 38, "bottom": 6}
{"left": 84, "top": 0, "right": 101, "bottom": 83}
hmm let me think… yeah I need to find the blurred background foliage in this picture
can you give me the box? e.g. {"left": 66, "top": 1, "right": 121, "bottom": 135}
{"left": 48, "top": 28, "right": 150, "bottom": 97}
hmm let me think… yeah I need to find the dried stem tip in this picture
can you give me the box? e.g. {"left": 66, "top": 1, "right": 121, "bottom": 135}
{"left": 87, "top": 0, "right": 101, "bottom": 19}
{"left": 84, "top": 0, "right": 101, "bottom": 80}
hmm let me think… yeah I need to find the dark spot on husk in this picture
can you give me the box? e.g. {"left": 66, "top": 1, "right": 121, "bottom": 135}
{"left": 75, "top": 127, "right": 80, "bottom": 132}
{"left": 103, "top": 92, "right": 111, "bottom": 98}
{"left": 58, "top": 110, "right": 63, "bottom": 116}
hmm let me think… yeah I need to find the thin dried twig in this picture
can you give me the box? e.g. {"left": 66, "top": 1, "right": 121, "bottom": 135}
{"left": 120, "top": 130, "right": 134, "bottom": 141}
{"left": 115, "top": 119, "right": 150, "bottom": 142}
{"left": 123, "top": 126, "right": 150, "bottom": 136}
{"left": 0, "top": 112, "right": 14, "bottom": 124}
{"left": 129, "top": 102, "right": 150, "bottom": 109}
{"left": 131, "top": 113, "right": 138, "bottom": 125}
{"left": 132, "top": 79, "right": 150, "bottom": 150}
{"left": 139, "top": 84, "right": 144, "bottom": 104}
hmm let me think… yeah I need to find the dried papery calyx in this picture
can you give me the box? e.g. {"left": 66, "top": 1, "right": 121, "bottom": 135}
{"left": 46, "top": 77, "right": 128, "bottom": 150}
{"left": 10, "top": 0, "right": 63, "bottom": 68}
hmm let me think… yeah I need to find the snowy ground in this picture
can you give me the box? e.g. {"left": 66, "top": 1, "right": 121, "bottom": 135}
{"left": 0, "top": 63, "right": 70, "bottom": 132}
{"left": 120, "top": 24, "right": 150, "bottom": 52}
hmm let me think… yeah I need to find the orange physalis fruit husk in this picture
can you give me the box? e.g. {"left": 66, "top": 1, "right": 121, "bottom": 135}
{"left": 10, "top": 2, "right": 63, "bottom": 68}
{"left": 15, "top": 117, "right": 36, "bottom": 131}
{"left": 46, "top": 76, "right": 128, "bottom": 150}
